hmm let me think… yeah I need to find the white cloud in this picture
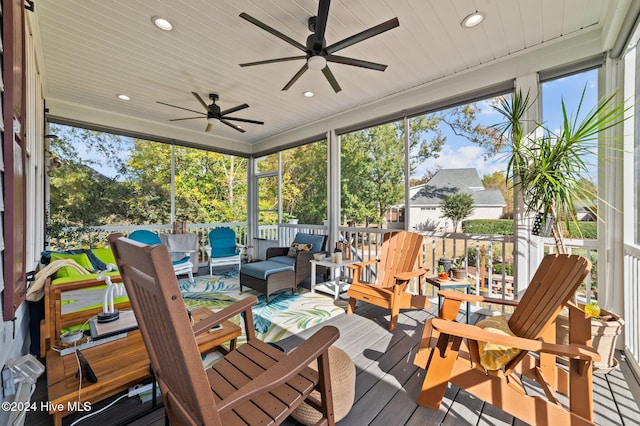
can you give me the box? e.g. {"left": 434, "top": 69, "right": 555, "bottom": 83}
{"left": 412, "top": 145, "right": 507, "bottom": 179}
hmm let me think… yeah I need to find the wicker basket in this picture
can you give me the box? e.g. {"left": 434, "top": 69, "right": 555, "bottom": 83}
{"left": 291, "top": 346, "right": 355, "bottom": 424}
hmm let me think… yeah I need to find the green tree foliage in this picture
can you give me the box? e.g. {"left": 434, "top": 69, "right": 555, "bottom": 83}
{"left": 440, "top": 193, "right": 475, "bottom": 231}
{"left": 48, "top": 124, "right": 248, "bottom": 238}
{"left": 341, "top": 123, "right": 404, "bottom": 225}
{"left": 482, "top": 171, "right": 513, "bottom": 215}
{"left": 281, "top": 142, "right": 327, "bottom": 224}
{"left": 340, "top": 103, "right": 501, "bottom": 227}
{"left": 48, "top": 125, "right": 136, "bottom": 237}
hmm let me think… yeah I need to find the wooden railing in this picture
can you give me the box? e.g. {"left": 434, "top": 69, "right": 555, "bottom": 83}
{"left": 338, "top": 227, "right": 516, "bottom": 301}
{"left": 542, "top": 237, "right": 599, "bottom": 304}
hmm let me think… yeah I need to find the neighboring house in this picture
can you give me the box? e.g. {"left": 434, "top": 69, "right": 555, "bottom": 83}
{"left": 406, "top": 168, "right": 506, "bottom": 231}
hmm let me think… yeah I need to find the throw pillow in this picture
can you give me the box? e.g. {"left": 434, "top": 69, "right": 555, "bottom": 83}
{"left": 475, "top": 315, "right": 521, "bottom": 370}
{"left": 287, "top": 242, "right": 313, "bottom": 257}
{"left": 50, "top": 252, "right": 94, "bottom": 279}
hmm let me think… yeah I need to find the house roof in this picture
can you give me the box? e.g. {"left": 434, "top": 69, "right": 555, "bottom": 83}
{"left": 410, "top": 168, "right": 506, "bottom": 207}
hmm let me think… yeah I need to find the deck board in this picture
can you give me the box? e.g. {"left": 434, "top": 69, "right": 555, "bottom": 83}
{"left": 26, "top": 293, "right": 640, "bottom": 425}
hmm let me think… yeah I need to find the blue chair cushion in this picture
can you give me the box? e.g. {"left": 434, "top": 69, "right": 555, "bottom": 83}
{"left": 241, "top": 261, "right": 294, "bottom": 280}
{"left": 269, "top": 256, "right": 296, "bottom": 267}
{"left": 129, "top": 230, "right": 162, "bottom": 245}
{"left": 292, "top": 233, "right": 325, "bottom": 253}
{"left": 209, "top": 228, "right": 240, "bottom": 258}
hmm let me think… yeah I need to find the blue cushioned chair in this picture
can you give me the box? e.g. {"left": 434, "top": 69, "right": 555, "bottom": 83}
{"left": 206, "top": 227, "right": 243, "bottom": 275}
{"left": 265, "top": 232, "right": 327, "bottom": 287}
{"left": 129, "top": 230, "right": 194, "bottom": 283}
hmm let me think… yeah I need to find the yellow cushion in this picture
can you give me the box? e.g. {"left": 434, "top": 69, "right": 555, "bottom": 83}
{"left": 475, "top": 315, "right": 521, "bottom": 370}
{"left": 50, "top": 252, "right": 93, "bottom": 279}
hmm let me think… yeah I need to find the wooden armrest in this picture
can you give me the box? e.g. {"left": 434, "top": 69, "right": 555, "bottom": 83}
{"left": 437, "top": 290, "right": 520, "bottom": 307}
{"left": 395, "top": 268, "right": 427, "bottom": 282}
{"left": 347, "top": 259, "right": 377, "bottom": 271}
{"left": 49, "top": 275, "right": 123, "bottom": 292}
{"left": 217, "top": 325, "right": 340, "bottom": 413}
{"left": 192, "top": 296, "right": 258, "bottom": 336}
{"left": 431, "top": 318, "right": 600, "bottom": 361}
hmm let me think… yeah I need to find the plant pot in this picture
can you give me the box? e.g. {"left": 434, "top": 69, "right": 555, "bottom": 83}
{"left": 438, "top": 258, "right": 452, "bottom": 274}
{"left": 451, "top": 268, "right": 466, "bottom": 280}
{"left": 556, "top": 306, "right": 624, "bottom": 374}
{"left": 289, "top": 218, "right": 299, "bottom": 224}
{"left": 531, "top": 212, "right": 554, "bottom": 237}
{"left": 438, "top": 273, "right": 450, "bottom": 280}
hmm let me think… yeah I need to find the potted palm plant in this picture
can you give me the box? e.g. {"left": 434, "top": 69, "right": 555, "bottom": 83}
{"left": 493, "top": 87, "right": 627, "bottom": 372}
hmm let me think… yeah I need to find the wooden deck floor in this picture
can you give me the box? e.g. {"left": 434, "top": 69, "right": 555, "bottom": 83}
{"left": 27, "top": 295, "right": 640, "bottom": 425}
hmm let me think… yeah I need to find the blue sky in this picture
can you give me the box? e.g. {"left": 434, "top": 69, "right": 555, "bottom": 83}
{"left": 410, "top": 69, "right": 599, "bottom": 183}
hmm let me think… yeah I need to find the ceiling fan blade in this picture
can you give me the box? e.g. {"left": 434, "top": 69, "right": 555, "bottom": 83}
{"left": 240, "top": 56, "right": 307, "bottom": 67}
{"left": 223, "top": 116, "right": 265, "bottom": 125}
{"left": 327, "top": 54, "right": 387, "bottom": 71}
{"left": 169, "top": 116, "right": 205, "bottom": 122}
{"left": 239, "top": 12, "right": 307, "bottom": 52}
{"left": 322, "top": 66, "right": 342, "bottom": 93}
{"left": 313, "top": 0, "right": 331, "bottom": 51}
{"left": 282, "top": 63, "right": 309, "bottom": 91}
{"left": 220, "top": 103, "right": 249, "bottom": 116}
{"left": 220, "top": 119, "right": 246, "bottom": 133}
{"left": 205, "top": 123, "right": 213, "bottom": 132}
{"left": 157, "top": 101, "right": 205, "bottom": 116}
{"left": 192, "top": 92, "right": 213, "bottom": 113}
{"left": 326, "top": 17, "right": 399, "bottom": 54}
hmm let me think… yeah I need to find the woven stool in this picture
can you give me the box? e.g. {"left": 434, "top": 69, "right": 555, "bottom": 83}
{"left": 292, "top": 346, "right": 355, "bottom": 425}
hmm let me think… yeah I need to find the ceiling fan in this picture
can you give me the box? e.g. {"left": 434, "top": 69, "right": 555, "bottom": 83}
{"left": 239, "top": 0, "right": 399, "bottom": 93}
{"left": 157, "top": 92, "right": 264, "bottom": 133}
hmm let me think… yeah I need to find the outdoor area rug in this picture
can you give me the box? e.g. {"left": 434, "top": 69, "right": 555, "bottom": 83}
{"left": 178, "top": 271, "right": 345, "bottom": 365}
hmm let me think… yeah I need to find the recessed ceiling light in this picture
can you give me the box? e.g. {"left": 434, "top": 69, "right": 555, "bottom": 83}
{"left": 117, "top": 94, "right": 130, "bottom": 101}
{"left": 302, "top": 91, "right": 314, "bottom": 98}
{"left": 461, "top": 11, "right": 485, "bottom": 28}
{"left": 151, "top": 16, "right": 173, "bottom": 31}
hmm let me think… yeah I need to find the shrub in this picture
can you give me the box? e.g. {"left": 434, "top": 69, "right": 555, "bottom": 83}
{"left": 493, "top": 262, "right": 514, "bottom": 276}
{"left": 462, "top": 219, "right": 514, "bottom": 235}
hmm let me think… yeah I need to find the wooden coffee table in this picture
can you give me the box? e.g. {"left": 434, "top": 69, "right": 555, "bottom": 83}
{"left": 46, "top": 309, "right": 241, "bottom": 426}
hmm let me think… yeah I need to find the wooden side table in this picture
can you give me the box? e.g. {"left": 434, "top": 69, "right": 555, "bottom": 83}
{"left": 424, "top": 276, "right": 472, "bottom": 323}
{"left": 46, "top": 311, "right": 240, "bottom": 426}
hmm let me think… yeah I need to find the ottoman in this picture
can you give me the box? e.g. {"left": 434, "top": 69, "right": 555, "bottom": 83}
{"left": 292, "top": 346, "right": 356, "bottom": 424}
{"left": 239, "top": 260, "right": 296, "bottom": 302}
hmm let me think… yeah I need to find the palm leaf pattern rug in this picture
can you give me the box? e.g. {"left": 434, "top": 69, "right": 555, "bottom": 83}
{"left": 179, "top": 271, "right": 344, "bottom": 347}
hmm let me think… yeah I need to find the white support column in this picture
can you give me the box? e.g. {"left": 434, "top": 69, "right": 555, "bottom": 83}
{"left": 600, "top": 56, "right": 625, "bottom": 317}
{"left": 247, "top": 156, "right": 257, "bottom": 261}
{"left": 513, "top": 74, "right": 542, "bottom": 295}
{"left": 170, "top": 144, "right": 175, "bottom": 223}
{"left": 403, "top": 115, "right": 410, "bottom": 231}
{"left": 328, "top": 130, "right": 340, "bottom": 249}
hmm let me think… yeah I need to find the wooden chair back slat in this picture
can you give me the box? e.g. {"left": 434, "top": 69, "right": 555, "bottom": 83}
{"left": 109, "top": 234, "right": 222, "bottom": 425}
{"left": 508, "top": 254, "right": 591, "bottom": 339}
{"left": 378, "top": 231, "right": 423, "bottom": 287}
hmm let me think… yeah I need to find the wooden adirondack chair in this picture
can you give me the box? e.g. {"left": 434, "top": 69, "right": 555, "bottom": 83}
{"left": 413, "top": 254, "right": 601, "bottom": 425}
{"left": 108, "top": 233, "right": 339, "bottom": 426}
{"left": 346, "top": 231, "right": 429, "bottom": 331}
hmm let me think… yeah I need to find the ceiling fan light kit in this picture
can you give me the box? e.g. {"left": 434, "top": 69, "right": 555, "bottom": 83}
{"left": 307, "top": 55, "right": 327, "bottom": 70}
{"left": 239, "top": 0, "right": 399, "bottom": 93}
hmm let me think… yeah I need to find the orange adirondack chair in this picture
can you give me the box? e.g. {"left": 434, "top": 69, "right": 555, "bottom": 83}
{"left": 108, "top": 233, "right": 339, "bottom": 426}
{"left": 346, "top": 231, "right": 429, "bottom": 331}
{"left": 413, "top": 254, "right": 600, "bottom": 425}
